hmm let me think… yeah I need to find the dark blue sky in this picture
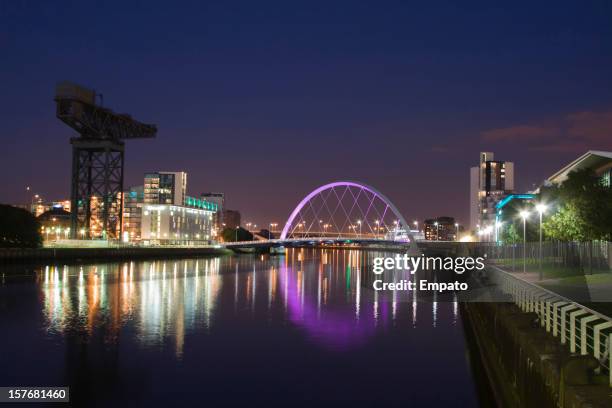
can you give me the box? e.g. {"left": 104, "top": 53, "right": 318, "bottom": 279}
{"left": 1, "top": 1, "right": 611, "bottom": 225}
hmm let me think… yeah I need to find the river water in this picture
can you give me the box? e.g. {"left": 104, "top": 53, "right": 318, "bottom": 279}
{"left": 0, "top": 248, "right": 490, "bottom": 407}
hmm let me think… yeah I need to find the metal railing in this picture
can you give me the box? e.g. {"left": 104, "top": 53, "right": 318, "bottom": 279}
{"left": 488, "top": 264, "right": 612, "bottom": 386}
{"left": 482, "top": 241, "right": 612, "bottom": 276}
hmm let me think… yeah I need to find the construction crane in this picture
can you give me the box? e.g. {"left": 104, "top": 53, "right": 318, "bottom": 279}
{"left": 55, "top": 82, "right": 157, "bottom": 240}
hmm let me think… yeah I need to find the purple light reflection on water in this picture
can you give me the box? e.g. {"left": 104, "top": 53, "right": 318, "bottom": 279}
{"left": 278, "top": 255, "right": 382, "bottom": 351}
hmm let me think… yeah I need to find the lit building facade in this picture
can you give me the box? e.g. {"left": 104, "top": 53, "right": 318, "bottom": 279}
{"left": 470, "top": 152, "right": 514, "bottom": 232}
{"left": 38, "top": 207, "right": 72, "bottom": 241}
{"left": 144, "top": 171, "right": 187, "bottom": 205}
{"left": 30, "top": 198, "right": 71, "bottom": 217}
{"left": 123, "top": 185, "right": 144, "bottom": 241}
{"left": 424, "top": 217, "right": 457, "bottom": 241}
{"left": 141, "top": 204, "right": 215, "bottom": 244}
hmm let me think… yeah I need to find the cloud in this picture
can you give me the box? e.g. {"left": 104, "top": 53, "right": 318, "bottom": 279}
{"left": 566, "top": 111, "right": 612, "bottom": 144}
{"left": 481, "top": 125, "right": 558, "bottom": 142}
{"left": 480, "top": 109, "right": 612, "bottom": 152}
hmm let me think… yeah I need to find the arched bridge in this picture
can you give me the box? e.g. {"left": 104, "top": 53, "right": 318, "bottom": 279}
{"left": 224, "top": 181, "right": 419, "bottom": 253}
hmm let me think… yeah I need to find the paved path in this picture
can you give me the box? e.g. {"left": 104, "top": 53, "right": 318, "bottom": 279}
{"left": 492, "top": 262, "right": 612, "bottom": 317}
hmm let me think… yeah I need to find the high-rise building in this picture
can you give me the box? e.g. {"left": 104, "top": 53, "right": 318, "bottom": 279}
{"left": 144, "top": 171, "right": 187, "bottom": 206}
{"left": 123, "top": 185, "right": 144, "bottom": 241}
{"left": 470, "top": 152, "right": 514, "bottom": 232}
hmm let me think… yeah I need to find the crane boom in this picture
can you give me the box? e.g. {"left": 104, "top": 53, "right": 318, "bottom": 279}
{"left": 55, "top": 81, "right": 157, "bottom": 240}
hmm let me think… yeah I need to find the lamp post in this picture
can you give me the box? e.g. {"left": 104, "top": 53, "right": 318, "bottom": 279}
{"left": 434, "top": 221, "right": 439, "bottom": 241}
{"left": 519, "top": 210, "right": 529, "bottom": 274}
{"left": 454, "top": 223, "right": 459, "bottom": 241}
{"left": 413, "top": 220, "right": 418, "bottom": 231}
{"left": 375, "top": 220, "right": 380, "bottom": 239}
{"left": 235, "top": 226, "right": 239, "bottom": 242}
{"left": 357, "top": 220, "right": 362, "bottom": 238}
{"left": 536, "top": 204, "right": 547, "bottom": 280}
{"left": 494, "top": 221, "right": 502, "bottom": 243}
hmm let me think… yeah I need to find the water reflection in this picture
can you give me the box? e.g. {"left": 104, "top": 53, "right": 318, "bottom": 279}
{"left": 35, "top": 248, "right": 459, "bottom": 356}
{"left": 0, "top": 248, "right": 487, "bottom": 407}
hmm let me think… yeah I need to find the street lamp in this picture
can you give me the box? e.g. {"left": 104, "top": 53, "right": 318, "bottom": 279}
{"left": 357, "top": 220, "right": 362, "bottom": 238}
{"left": 268, "top": 223, "right": 277, "bottom": 239}
{"left": 454, "top": 223, "right": 459, "bottom": 241}
{"left": 375, "top": 220, "right": 380, "bottom": 239}
{"left": 519, "top": 210, "right": 530, "bottom": 273}
{"left": 494, "top": 221, "right": 504, "bottom": 243}
{"left": 535, "top": 203, "right": 547, "bottom": 279}
{"left": 413, "top": 220, "right": 418, "bottom": 231}
{"left": 434, "top": 221, "right": 439, "bottom": 241}
{"left": 235, "top": 225, "right": 239, "bottom": 242}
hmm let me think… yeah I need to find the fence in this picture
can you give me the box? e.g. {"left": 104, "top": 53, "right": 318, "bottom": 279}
{"left": 488, "top": 264, "right": 612, "bottom": 386}
{"left": 480, "top": 241, "right": 612, "bottom": 278}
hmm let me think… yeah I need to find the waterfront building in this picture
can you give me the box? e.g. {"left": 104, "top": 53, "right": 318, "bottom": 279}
{"left": 144, "top": 171, "right": 187, "bottom": 205}
{"left": 222, "top": 209, "right": 241, "bottom": 229}
{"left": 140, "top": 200, "right": 215, "bottom": 244}
{"left": 546, "top": 150, "right": 612, "bottom": 187}
{"left": 29, "top": 197, "right": 71, "bottom": 217}
{"left": 424, "top": 216, "right": 457, "bottom": 241}
{"left": 469, "top": 152, "right": 514, "bottom": 232}
{"left": 201, "top": 192, "right": 225, "bottom": 233}
{"left": 38, "top": 207, "right": 71, "bottom": 241}
{"left": 200, "top": 192, "right": 224, "bottom": 211}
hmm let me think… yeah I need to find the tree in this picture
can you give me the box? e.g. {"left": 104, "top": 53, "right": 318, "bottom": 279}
{"left": 542, "top": 202, "right": 589, "bottom": 242}
{"left": 498, "top": 200, "right": 539, "bottom": 242}
{"left": 500, "top": 223, "right": 521, "bottom": 244}
{"left": 0, "top": 204, "right": 42, "bottom": 248}
{"left": 541, "top": 169, "right": 612, "bottom": 241}
{"left": 221, "top": 227, "right": 253, "bottom": 242}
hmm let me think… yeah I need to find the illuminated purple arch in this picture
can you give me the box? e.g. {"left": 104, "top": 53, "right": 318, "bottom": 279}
{"left": 280, "top": 181, "right": 418, "bottom": 250}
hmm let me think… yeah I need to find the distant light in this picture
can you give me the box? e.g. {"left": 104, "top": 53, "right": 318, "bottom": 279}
{"left": 535, "top": 203, "right": 547, "bottom": 214}
{"left": 519, "top": 210, "right": 530, "bottom": 219}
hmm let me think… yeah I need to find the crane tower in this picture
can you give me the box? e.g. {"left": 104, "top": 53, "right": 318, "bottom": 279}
{"left": 55, "top": 82, "right": 157, "bottom": 239}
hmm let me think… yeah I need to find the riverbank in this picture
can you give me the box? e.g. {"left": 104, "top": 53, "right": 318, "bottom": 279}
{"left": 462, "top": 302, "right": 612, "bottom": 407}
{"left": 0, "top": 246, "right": 233, "bottom": 263}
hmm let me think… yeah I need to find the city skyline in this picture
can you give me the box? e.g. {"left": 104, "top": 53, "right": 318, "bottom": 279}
{"left": 2, "top": 1, "right": 612, "bottom": 226}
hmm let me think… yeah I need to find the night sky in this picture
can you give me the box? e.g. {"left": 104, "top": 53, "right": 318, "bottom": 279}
{"left": 1, "top": 1, "right": 611, "bottom": 226}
